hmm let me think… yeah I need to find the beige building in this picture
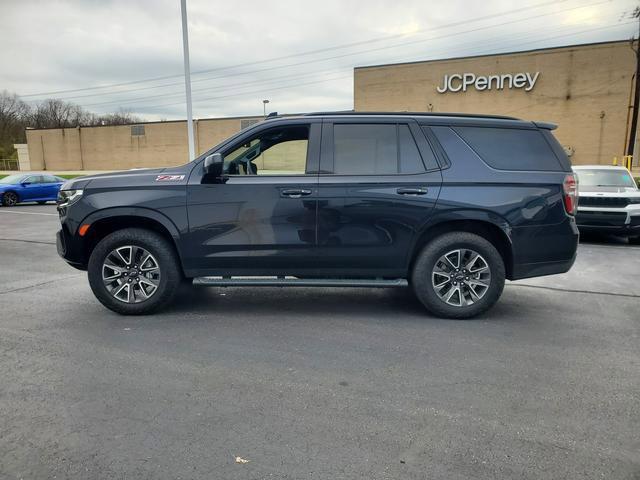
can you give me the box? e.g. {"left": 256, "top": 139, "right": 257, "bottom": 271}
{"left": 25, "top": 116, "right": 262, "bottom": 171}
{"left": 354, "top": 40, "right": 637, "bottom": 166}
{"left": 23, "top": 40, "right": 638, "bottom": 171}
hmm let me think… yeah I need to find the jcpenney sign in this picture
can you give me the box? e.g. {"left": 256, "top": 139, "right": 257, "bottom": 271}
{"left": 437, "top": 72, "right": 540, "bottom": 93}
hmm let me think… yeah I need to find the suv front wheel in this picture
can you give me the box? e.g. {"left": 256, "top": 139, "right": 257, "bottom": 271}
{"left": 88, "top": 228, "right": 182, "bottom": 315}
{"left": 411, "top": 232, "right": 505, "bottom": 319}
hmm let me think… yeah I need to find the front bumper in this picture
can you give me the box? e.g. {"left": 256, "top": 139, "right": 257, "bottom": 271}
{"left": 57, "top": 227, "right": 87, "bottom": 270}
{"left": 576, "top": 207, "right": 640, "bottom": 236}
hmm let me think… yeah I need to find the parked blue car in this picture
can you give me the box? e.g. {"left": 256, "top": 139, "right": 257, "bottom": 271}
{"left": 0, "top": 173, "right": 66, "bottom": 206}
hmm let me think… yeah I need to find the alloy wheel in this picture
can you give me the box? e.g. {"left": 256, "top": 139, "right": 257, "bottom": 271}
{"left": 102, "top": 245, "right": 161, "bottom": 303}
{"left": 431, "top": 248, "right": 491, "bottom": 307}
{"left": 3, "top": 192, "right": 18, "bottom": 206}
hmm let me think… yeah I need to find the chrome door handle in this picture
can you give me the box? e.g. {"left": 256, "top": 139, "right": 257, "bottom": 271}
{"left": 396, "top": 187, "right": 428, "bottom": 195}
{"left": 281, "top": 189, "right": 312, "bottom": 198}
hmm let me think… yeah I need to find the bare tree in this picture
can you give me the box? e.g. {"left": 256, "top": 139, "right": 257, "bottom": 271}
{"left": 0, "top": 90, "right": 30, "bottom": 157}
{"left": 29, "top": 100, "right": 144, "bottom": 128}
{"left": 91, "top": 109, "right": 144, "bottom": 126}
{"left": 29, "top": 98, "right": 92, "bottom": 129}
{"left": 0, "top": 91, "right": 145, "bottom": 158}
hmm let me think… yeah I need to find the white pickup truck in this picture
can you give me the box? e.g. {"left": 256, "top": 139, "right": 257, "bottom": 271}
{"left": 573, "top": 165, "right": 640, "bottom": 244}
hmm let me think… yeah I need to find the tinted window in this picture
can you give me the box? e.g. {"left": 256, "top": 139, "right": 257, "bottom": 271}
{"left": 0, "top": 174, "right": 26, "bottom": 184}
{"left": 223, "top": 125, "right": 309, "bottom": 175}
{"left": 399, "top": 125, "right": 428, "bottom": 174}
{"left": 43, "top": 175, "right": 59, "bottom": 183}
{"left": 333, "top": 124, "right": 428, "bottom": 175}
{"left": 453, "top": 126, "right": 563, "bottom": 171}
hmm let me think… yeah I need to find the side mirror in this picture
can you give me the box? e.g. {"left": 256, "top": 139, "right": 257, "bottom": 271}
{"left": 21, "top": 181, "right": 31, "bottom": 186}
{"left": 203, "top": 153, "right": 224, "bottom": 182}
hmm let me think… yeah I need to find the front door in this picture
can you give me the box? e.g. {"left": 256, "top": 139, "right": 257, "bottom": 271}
{"left": 316, "top": 120, "right": 442, "bottom": 277}
{"left": 20, "top": 175, "right": 46, "bottom": 201}
{"left": 185, "top": 121, "right": 321, "bottom": 276}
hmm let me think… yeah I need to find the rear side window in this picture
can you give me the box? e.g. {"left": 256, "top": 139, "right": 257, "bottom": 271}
{"left": 332, "top": 124, "right": 431, "bottom": 175}
{"left": 398, "top": 125, "right": 426, "bottom": 174}
{"left": 453, "top": 126, "right": 563, "bottom": 171}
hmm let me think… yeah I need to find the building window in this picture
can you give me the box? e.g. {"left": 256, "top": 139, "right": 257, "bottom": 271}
{"left": 131, "top": 125, "right": 145, "bottom": 136}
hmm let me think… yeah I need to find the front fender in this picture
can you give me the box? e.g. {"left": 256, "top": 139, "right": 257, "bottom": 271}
{"left": 79, "top": 206, "right": 182, "bottom": 241}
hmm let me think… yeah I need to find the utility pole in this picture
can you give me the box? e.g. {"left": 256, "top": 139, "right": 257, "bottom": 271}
{"left": 626, "top": 6, "right": 640, "bottom": 158}
{"left": 180, "top": 0, "right": 196, "bottom": 161}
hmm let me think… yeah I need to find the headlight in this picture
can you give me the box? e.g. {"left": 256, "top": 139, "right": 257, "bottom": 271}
{"left": 57, "top": 189, "right": 83, "bottom": 207}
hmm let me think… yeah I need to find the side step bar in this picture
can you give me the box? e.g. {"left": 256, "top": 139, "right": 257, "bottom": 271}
{"left": 192, "top": 277, "right": 408, "bottom": 288}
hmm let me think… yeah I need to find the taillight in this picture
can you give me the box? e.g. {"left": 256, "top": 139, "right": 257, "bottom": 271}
{"left": 563, "top": 173, "right": 578, "bottom": 215}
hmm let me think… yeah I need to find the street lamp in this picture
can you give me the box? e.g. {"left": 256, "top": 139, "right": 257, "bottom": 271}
{"left": 180, "top": 0, "right": 195, "bottom": 161}
{"left": 263, "top": 99, "right": 270, "bottom": 117}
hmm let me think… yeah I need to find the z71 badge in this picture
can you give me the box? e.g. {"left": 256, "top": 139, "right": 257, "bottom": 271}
{"left": 155, "top": 175, "right": 185, "bottom": 182}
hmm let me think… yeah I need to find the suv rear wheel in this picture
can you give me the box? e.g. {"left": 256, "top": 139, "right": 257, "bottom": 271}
{"left": 411, "top": 232, "right": 505, "bottom": 319}
{"left": 88, "top": 228, "right": 181, "bottom": 315}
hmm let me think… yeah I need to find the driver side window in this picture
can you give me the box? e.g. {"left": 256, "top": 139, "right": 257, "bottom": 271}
{"left": 223, "top": 125, "right": 309, "bottom": 176}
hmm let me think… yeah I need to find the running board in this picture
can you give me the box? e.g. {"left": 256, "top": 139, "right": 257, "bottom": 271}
{"left": 192, "top": 276, "right": 408, "bottom": 288}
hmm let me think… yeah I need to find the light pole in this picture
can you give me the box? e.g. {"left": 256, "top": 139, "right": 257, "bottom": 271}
{"left": 262, "top": 99, "right": 270, "bottom": 117}
{"left": 180, "top": 0, "right": 196, "bottom": 161}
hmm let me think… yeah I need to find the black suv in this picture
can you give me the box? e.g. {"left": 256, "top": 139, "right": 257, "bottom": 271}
{"left": 56, "top": 112, "right": 579, "bottom": 318}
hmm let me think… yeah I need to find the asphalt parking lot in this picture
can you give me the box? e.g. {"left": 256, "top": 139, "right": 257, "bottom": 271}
{"left": 1, "top": 204, "right": 639, "bottom": 480}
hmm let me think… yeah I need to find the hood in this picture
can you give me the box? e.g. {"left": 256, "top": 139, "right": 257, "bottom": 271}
{"left": 579, "top": 185, "right": 640, "bottom": 197}
{"left": 61, "top": 167, "right": 169, "bottom": 191}
{"left": 78, "top": 167, "right": 167, "bottom": 182}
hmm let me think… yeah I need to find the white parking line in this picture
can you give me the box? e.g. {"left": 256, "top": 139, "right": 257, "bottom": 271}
{"left": 0, "top": 210, "right": 58, "bottom": 216}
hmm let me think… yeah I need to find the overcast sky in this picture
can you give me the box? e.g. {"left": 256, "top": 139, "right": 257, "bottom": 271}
{"left": 1, "top": 0, "right": 637, "bottom": 121}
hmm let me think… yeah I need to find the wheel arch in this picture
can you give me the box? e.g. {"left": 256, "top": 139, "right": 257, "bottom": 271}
{"left": 409, "top": 216, "right": 514, "bottom": 279}
{"left": 80, "top": 208, "right": 185, "bottom": 275}
{"left": 1, "top": 190, "right": 20, "bottom": 203}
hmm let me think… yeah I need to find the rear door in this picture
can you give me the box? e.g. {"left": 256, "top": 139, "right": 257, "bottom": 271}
{"left": 316, "top": 118, "right": 442, "bottom": 276}
{"left": 41, "top": 174, "right": 62, "bottom": 199}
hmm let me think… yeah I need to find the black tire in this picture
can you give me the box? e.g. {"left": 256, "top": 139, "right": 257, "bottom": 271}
{"left": 629, "top": 236, "right": 640, "bottom": 245}
{"left": 411, "top": 232, "right": 505, "bottom": 319}
{"left": 2, "top": 191, "right": 18, "bottom": 207}
{"left": 88, "top": 228, "right": 182, "bottom": 315}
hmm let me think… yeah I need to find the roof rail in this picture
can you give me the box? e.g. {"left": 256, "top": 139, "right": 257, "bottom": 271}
{"left": 303, "top": 111, "right": 520, "bottom": 120}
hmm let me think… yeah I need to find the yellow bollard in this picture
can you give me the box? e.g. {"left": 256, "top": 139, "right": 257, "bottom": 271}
{"left": 623, "top": 155, "right": 633, "bottom": 170}
{"left": 613, "top": 157, "right": 618, "bottom": 166}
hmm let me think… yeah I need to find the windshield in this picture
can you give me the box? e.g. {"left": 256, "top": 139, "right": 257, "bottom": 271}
{"left": 575, "top": 169, "right": 637, "bottom": 188}
{"left": 0, "top": 174, "right": 26, "bottom": 184}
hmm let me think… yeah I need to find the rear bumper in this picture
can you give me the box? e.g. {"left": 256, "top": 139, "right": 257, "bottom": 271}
{"left": 509, "top": 216, "right": 579, "bottom": 280}
{"left": 511, "top": 254, "right": 576, "bottom": 280}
